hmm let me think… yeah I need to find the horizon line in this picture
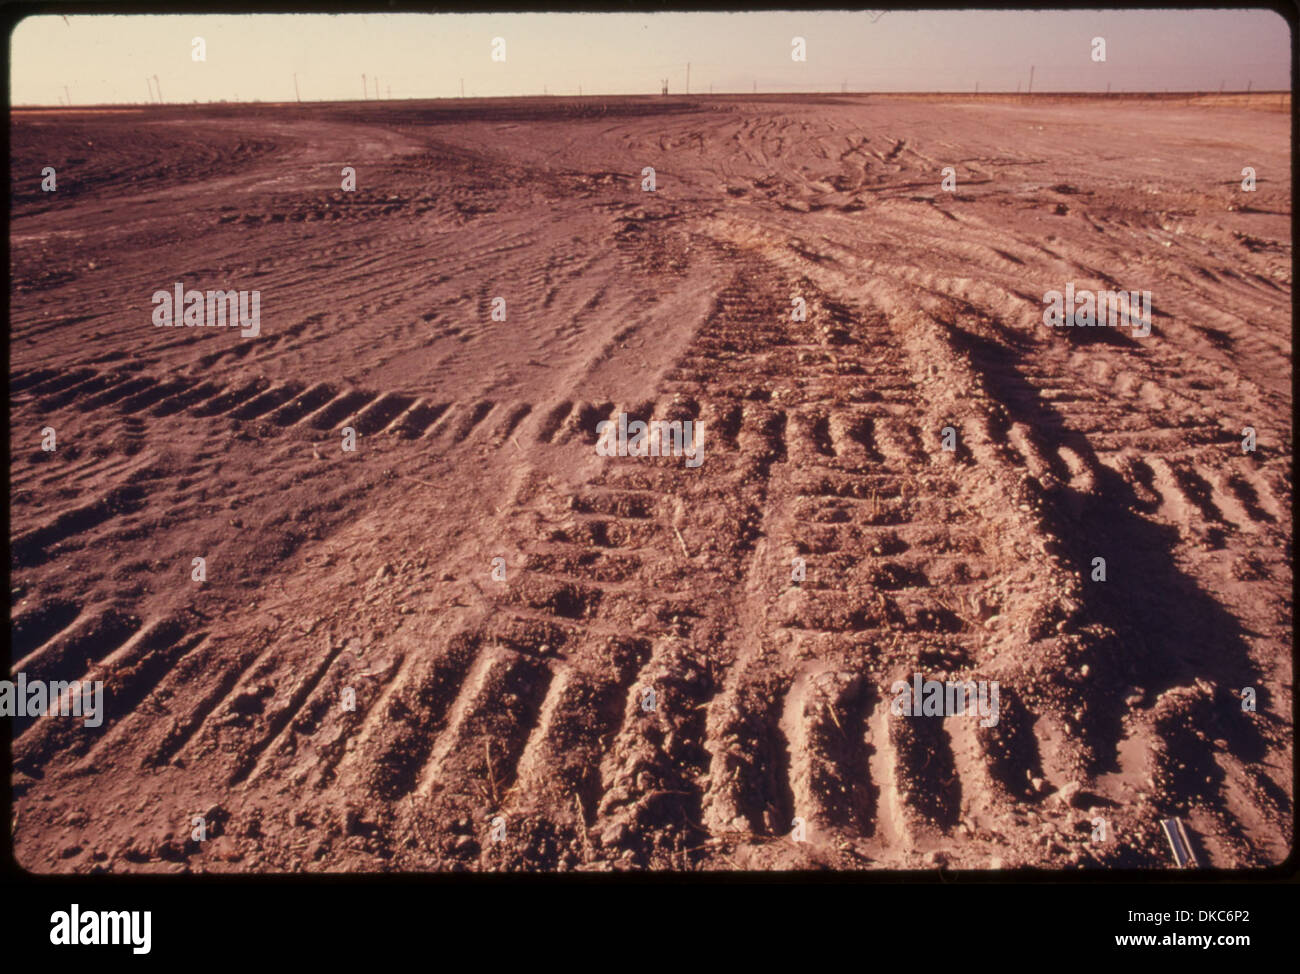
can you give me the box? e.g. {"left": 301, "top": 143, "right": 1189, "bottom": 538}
{"left": 15, "top": 89, "right": 1293, "bottom": 109}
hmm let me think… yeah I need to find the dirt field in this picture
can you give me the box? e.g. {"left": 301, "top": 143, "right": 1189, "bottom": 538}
{"left": 8, "top": 94, "right": 1292, "bottom": 872}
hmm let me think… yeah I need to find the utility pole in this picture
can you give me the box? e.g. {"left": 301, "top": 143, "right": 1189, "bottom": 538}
{"left": 294, "top": 73, "right": 301, "bottom": 102}
{"left": 153, "top": 74, "right": 162, "bottom": 104}
{"left": 362, "top": 74, "right": 367, "bottom": 98}
{"left": 64, "top": 84, "right": 71, "bottom": 106}
{"left": 686, "top": 62, "right": 690, "bottom": 94}
{"left": 1028, "top": 65, "right": 1034, "bottom": 94}
{"left": 374, "top": 76, "right": 379, "bottom": 99}
{"left": 1246, "top": 79, "right": 1252, "bottom": 93}
{"left": 146, "top": 77, "right": 153, "bottom": 104}
{"left": 975, "top": 81, "right": 979, "bottom": 93}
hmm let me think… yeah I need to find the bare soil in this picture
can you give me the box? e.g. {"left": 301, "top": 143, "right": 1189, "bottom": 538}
{"left": 8, "top": 94, "right": 1292, "bottom": 872}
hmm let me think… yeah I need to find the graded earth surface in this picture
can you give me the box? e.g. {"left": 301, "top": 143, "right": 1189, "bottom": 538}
{"left": 8, "top": 93, "right": 1292, "bottom": 871}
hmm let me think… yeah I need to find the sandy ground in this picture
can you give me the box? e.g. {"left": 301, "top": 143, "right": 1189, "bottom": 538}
{"left": 8, "top": 94, "right": 1292, "bottom": 872}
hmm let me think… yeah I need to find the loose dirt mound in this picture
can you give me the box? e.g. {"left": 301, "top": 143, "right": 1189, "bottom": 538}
{"left": 8, "top": 96, "right": 1291, "bottom": 872}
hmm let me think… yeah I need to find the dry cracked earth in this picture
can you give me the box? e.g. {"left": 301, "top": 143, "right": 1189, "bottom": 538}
{"left": 8, "top": 94, "right": 1293, "bottom": 872}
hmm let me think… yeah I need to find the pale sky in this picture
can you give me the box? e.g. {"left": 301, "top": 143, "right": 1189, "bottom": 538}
{"left": 9, "top": 9, "right": 1292, "bottom": 105}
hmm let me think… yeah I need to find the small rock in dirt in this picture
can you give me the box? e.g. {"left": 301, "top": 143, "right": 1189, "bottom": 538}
{"left": 599, "top": 823, "right": 630, "bottom": 848}
{"left": 1055, "top": 782, "right": 1085, "bottom": 808}
{"left": 342, "top": 807, "right": 363, "bottom": 835}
